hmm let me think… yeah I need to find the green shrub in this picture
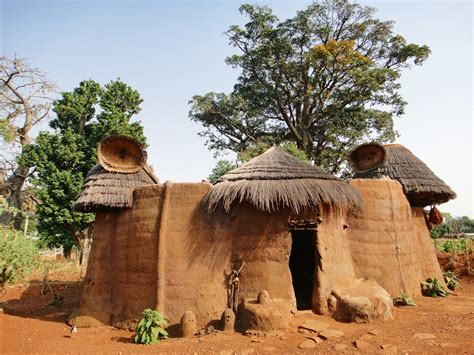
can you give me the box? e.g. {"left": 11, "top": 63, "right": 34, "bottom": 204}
{"left": 393, "top": 290, "right": 416, "bottom": 306}
{"left": 421, "top": 277, "right": 449, "bottom": 297}
{"left": 134, "top": 309, "right": 169, "bottom": 345}
{"left": 443, "top": 271, "right": 462, "bottom": 291}
{"left": 0, "top": 226, "right": 40, "bottom": 285}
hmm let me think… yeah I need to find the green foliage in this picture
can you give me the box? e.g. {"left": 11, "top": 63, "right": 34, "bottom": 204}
{"left": 434, "top": 238, "right": 472, "bottom": 255}
{"left": 23, "top": 79, "right": 146, "bottom": 252}
{"left": 443, "top": 271, "right": 462, "bottom": 291}
{"left": 208, "top": 160, "right": 237, "bottom": 183}
{"left": 239, "top": 142, "right": 309, "bottom": 163}
{"left": 134, "top": 309, "right": 169, "bottom": 345}
{"left": 0, "top": 225, "right": 40, "bottom": 285}
{"left": 393, "top": 290, "right": 416, "bottom": 306}
{"left": 189, "top": 0, "right": 430, "bottom": 173}
{"left": 421, "top": 278, "right": 449, "bottom": 297}
{"left": 430, "top": 212, "right": 474, "bottom": 238}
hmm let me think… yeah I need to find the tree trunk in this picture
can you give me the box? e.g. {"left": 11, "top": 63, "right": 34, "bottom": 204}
{"left": 63, "top": 244, "right": 73, "bottom": 259}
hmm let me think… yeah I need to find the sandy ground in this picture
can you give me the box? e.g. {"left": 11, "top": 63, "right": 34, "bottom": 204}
{"left": 0, "top": 268, "right": 473, "bottom": 354}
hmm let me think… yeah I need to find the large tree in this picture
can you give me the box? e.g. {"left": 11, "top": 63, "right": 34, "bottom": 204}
{"left": 190, "top": 0, "right": 430, "bottom": 173}
{"left": 24, "top": 79, "right": 146, "bottom": 261}
{"left": 0, "top": 57, "right": 56, "bottom": 228}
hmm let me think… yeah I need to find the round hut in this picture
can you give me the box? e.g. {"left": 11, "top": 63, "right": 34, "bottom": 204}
{"left": 351, "top": 143, "right": 456, "bottom": 207}
{"left": 204, "top": 146, "right": 362, "bottom": 313}
{"left": 346, "top": 143, "right": 454, "bottom": 297}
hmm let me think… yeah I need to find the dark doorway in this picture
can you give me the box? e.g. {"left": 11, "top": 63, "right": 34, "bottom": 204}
{"left": 289, "top": 230, "right": 317, "bottom": 310}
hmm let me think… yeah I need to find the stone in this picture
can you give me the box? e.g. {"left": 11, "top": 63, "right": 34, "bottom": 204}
{"left": 299, "top": 320, "right": 329, "bottom": 333}
{"left": 319, "top": 329, "right": 344, "bottom": 340}
{"left": 221, "top": 308, "right": 235, "bottom": 332}
{"left": 180, "top": 311, "right": 197, "bottom": 337}
{"left": 250, "top": 338, "right": 263, "bottom": 343}
{"left": 368, "top": 329, "right": 381, "bottom": 336}
{"left": 298, "top": 328, "right": 312, "bottom": 334}
{"left": 412, "top": 333, "right": 435, "bottom": 340}
{"left": 279, "top": 335, "right": 287, "bottom": 341}
{"left": 333, "top": 344, "right": 348, "bottom": 351}
{"left": 306, "top": 336, "right": 323, "bottom": 344}
{"left": 298, "top": 339, "right": 317, "bottom": 349}
{"left": 329, "top": 279, "right": 393, "bottom": 323}
{"left": 240, "top": 295, "right": 293, "bottom": 332}
{"left": 353, "top": 339, "right": 370, "bottom": 349}
{"left": 258, "top": 290, "right": 272, "bottom": 305}
{"left": 380, "top": 344, "right": 394, "bottom": 349}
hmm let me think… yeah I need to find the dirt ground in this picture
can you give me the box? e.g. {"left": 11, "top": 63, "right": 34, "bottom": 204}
{"left": 1, "top": 263, "right": 473, "bottom": 354}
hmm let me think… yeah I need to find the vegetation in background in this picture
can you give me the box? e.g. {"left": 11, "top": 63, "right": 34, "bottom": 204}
{"left": 421, "top": 278, "right": 449, "bottom": 297}
{"left": 434, "top": 238, "right": 473, "bottom": 254}
{"left": 430, "top": 212, "right": 474, "bottom": 238}
{"left": 0, "top": 56, "right": 56, "bottom": 229}
{"left": 190, "top": 0, "right": 430, "bottom": 174}
{"left": 134, "top": 309, "right": 169, "bottom": 345}
{"left": 443, "top": 271, "right": 462, "bottom": 291}
{"left": 393, "top": 290, "right": 416, "bottom": 306}
{"left": 23, "top": 79, "right": 146, "bottom": 262}
{"left": 0, "top": 225, "right": 40, "bottom": 285}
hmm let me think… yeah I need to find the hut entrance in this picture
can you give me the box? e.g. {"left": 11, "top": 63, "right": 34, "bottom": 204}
{"left": 289, "top": 230, "right": 317, "bottom": 310}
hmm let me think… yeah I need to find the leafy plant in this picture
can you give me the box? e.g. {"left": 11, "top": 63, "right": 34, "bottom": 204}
{"left": 393, "top": 290, "right": 416, "bottom": 306}
{"left": 421, "top": 278, "right": 449, "bottom": 297}
{"left": 134, "top": 309, "right": 169, "bottom": 345}
{"left": 0, "top": 225, "right": 40, "bottom": 285}
{"left": 443, "top": 271, "right": 462, "bottom": 291}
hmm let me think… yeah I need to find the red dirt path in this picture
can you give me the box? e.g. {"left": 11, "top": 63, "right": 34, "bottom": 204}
{"left": 1, "top": 274, "right": 473, "bottom": 354}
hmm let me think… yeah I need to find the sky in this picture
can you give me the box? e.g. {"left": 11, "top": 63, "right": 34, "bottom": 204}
{"left": 1, "top": 0, "right": 472, "bottom": 217}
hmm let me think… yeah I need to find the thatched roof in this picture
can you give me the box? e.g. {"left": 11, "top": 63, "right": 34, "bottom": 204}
{"left": 203, "top": 146, "right": 362, "bottom": 214}
{"left": 73, "top": 164, "right": 158, "bottom": 212}
{"left": 353, "top": 144, "right": 456, "bottom": 206}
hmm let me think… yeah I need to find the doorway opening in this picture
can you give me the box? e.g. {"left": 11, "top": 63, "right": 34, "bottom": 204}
{"left": 289, "top": 229, "right": 317, "bottom": 310}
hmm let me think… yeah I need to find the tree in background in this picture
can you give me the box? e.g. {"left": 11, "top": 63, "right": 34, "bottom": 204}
{"left": 24, "top": 79, "right": 146, "bottom": 261}
{"left": 430, "top": 212, "right": 474, "bottom": 238}
{"left": 0, "top": 57, "right": 56, "bottom": 228}
{"left": 190, "top": 0, "right": 430, "bottom": 173}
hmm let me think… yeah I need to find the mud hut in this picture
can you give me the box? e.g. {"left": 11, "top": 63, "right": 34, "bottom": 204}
{"left": 346, "top": 143, "right": 455, "bottom": 296}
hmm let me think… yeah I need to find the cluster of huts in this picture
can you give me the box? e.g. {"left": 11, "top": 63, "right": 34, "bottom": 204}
{"left": 71, "top": 136, "right": 455, "bottom": 330}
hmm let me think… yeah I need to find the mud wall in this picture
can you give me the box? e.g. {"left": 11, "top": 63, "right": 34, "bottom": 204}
{"left": 229, "top": 204, "right": 295, "bottom": 306}
{"left": 347, "top": 179, "right": 424, "bottom": 298}
{"left": 411, "top": 207, "right": 445, "bottom": 281}
{"left": 159, "top": 182, "right": 231, "bottom": 327}
{"left": 316, "top": 207, "right": 355, "bottom": 314}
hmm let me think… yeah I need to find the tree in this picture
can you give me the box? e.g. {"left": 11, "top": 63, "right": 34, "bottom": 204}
{"left": 24, "top": 79, "right": 146, "bottom": 262}
{"left": 0, "top": 57, "right": 56, "bottom": 228}
{"left": 430, "top": 212, "right": 474, "bottom": 238}
{"left": 208, "top": 160, "right": 237, "bottom": 183}
{"left": 189, "top": 1, "right": 430, "bottom": 173}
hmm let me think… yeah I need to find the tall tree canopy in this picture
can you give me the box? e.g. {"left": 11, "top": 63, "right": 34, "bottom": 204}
{"left": 190, "top": 0, "right": 430, "bottom": 173}
{"left": 24, "top": 79, "right": 146, "bottom": 260}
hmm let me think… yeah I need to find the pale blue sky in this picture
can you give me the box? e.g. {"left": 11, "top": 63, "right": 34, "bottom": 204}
{"left": 1, "top": 0, "right": 472, "bottom": 217}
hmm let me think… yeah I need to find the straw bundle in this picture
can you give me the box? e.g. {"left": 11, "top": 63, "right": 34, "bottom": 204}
{"left": 204, "top": 146, "right": 362, "bottom": 213}
{"left": 353, "top": 144, "right": 456, "bottom": 206}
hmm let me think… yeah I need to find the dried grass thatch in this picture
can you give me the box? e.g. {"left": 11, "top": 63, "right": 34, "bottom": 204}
{"left": 348, "top": 143, "right": 387, "bottom": 173}
{"left": 74, "top": 164, "right": 158, "bottom": 212}
{"left": 204, "top": 146, "right": 362, "bottom": 214}
{"left": 353, "top": 144, "right": 456, "bottom": 206}
{"left": 98, "top": 135, "right": 146, "bottom": 173}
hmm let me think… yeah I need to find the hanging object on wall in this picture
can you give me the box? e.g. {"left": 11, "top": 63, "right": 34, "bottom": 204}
{"left": 348, "top": 143, "right": 387, "bottom": 173}
{"left": 97, "top": 135, "right": 147, "bottom": 173}
{"left": 428, "top": 206, "right": 443, "bottom": 225}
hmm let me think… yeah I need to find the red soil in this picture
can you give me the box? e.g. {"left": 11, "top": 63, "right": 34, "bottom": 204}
{"left": 1, "top": 266, "right": 473, "bottom": 354}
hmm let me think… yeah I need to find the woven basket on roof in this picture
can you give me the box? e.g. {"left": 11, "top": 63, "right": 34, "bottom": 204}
{"left": 348, "top": 143, "right": 387, "bottom": 173}
{"left": 98, "top": 135, "right": 147, "bottom": 173}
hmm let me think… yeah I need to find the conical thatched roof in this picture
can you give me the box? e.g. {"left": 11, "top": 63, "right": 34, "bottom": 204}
{"left": 353, "top": 144, "right": 456, "bottom": 206}
{"left": 73, "top": 164, "right": 158, "bottom": 212}
{"left": 203, "top": 146, "right": 362, "bottom": 213}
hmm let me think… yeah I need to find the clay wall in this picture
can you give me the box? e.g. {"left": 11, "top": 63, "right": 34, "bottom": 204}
{"left": 411, "top": 207, "right": 445, "bottom": 282}
{"left": 315, "top": 207, "right": 356, "bottom": 314}
{"left": 159, "top": 182, "right": 232, "bottom": 327}
{"left": 347, "top": 179, "right": 423, "bottom": 298}
{"left": 229, "top": 204, "right": 295, "bottom": 306}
